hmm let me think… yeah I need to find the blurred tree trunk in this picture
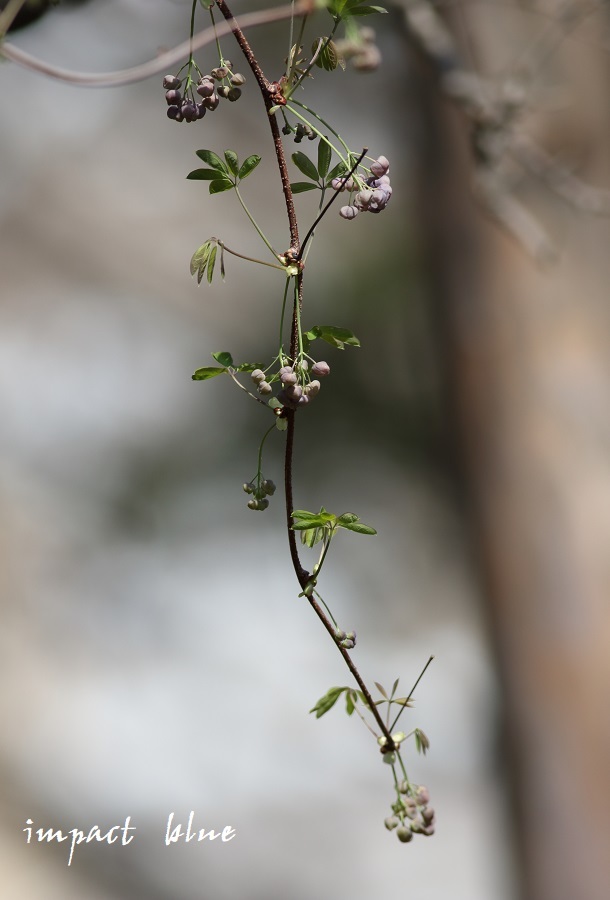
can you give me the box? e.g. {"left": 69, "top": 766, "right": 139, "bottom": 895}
{"left": 406, "top": 7, "right": 610, "bottom": 900}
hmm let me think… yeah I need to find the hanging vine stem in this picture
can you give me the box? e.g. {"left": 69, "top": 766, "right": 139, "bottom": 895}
{"left": 216, "top": 0, "right": 396, "bottom": 750}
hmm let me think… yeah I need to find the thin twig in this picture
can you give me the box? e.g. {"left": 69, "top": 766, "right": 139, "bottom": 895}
{"left": 0, "top": 1, "right": 314, "bottom": 88}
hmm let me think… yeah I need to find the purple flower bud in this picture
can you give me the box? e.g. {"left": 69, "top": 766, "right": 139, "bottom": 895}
{"left": 196, "top": 80, "right": 215, "bottom": 98}
{"left": 163, "top": 75, "right": 182, "bottom": 89}
{"left": 415, "top": 786, "right": 430, "bottom": 805}
{"left": 369, "top": 189, "right": 390, "bottom": 211}
{"left": 279, "top": 365, "right": 293, "bottom": 375}
{"left": 251, "top": 369, "right": 265, "bottom": 383}
{"left": 165, "top": 89, "right": 182, "bottom": 105}
{"left": 331, "top": 177, "right": 346, "bottom": 192}
{"left": 285, "top": 384, "right": 303, "bottom": 401}
{"left": 396, "top": 826, "right": 413, "bottom": 843}
{"left": 354, "top": 189, "right": 373, "bottom": 210}
{"left": 370, "top": 155, "right": 390, "bottom": 177}
{"left": 304, "top": 379, "right": 320, "bottom": 398}
{"left": 181, "top": 101, "right": 198, "bottom": 122}
{"left": 228, "top": 87, "right": 242, "bottom": 102}
{"left": 277, "top": 388, "right": 299, "bottom": 409}
{"left": 211, "top": 66, "right": 229, "bottom": 80}
{"left": 262, "top": 479, "right": 276, "bottom": 495}
{"left": 230, "top": 73, "right": 246, "bottom": 86}
{"left": 373, "top": 174, "right": 391, "bottom": 187}
{"left": 195, "top": 103, "right": 207, "bottom": 120}
{"left": 311, "top": 361, "right": 330, "bottom": 377}
{"left": 257, "top": 381, "right": 273, "bottom": 395}
{"left": 167, "top": 105, "right": 183, "bottom": 121}
{"left": 297, "top": 394, "right": 310, "bottom": 406}
{"left": 203, "top": 93, "right": 220, "bottom": 111}
{"left": 339, "top": 205, "right": 359, "bottom": 220}
{"left": 280, "top": 371, "right": 298, "bottom": 385}
{"left": 217, "top": 85, "right": 230, "bottom": 99}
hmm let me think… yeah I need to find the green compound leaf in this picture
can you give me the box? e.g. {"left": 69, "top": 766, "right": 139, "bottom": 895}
{"left": 212, "top": 351, "right": 234, "bottom": 367}
{"left": 187, "top": 168, "right": 221, "bottom": 181}
{"left": 312, "top": 37, "right": 339, "bottom": 71}
{"left": 238, "top": 154, "right": 262, "bottom": 180}
{"left": 209, "top": 177, "right": 235, "bottom": 194}
{"left": 304, "top": 324, "right": 361, "bottom": 350}
{"left": 224, "top": 149, "right": 239, "bottom": 177}
{"left": 192, "top": 366, "right": 227, "bottom": 381}
{"left": 190, "top": 240, "right": 219, "bottom": 285}
{"left": 309, "top": 686, "right": 349, "bottom": 719}
{"left": 317, "top": 138, "right": 332, "bottom": 179}
{"left": 292, "top": 151, "right": 319, "bottom": 182}
{"left": 196, "top": 149, "right": 227, "bottom": 171}
{"left": 291, "top": 181, "right": 320, "bottom": 194}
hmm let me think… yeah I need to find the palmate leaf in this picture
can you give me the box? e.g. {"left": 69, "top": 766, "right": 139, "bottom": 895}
{"left": 190, "top": 240, "right": 217, "bottom": 285}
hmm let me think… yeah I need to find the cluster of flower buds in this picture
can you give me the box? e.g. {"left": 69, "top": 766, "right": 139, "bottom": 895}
{"left": 243, "top": 477, "right": 276, "bottom": 511}
{"left": 384, "top": 783, "right": 435, "bottom": 843}
{"left": 163, "top": 64, "right": 246, "bottom": 123}
{"left": 334, "top": 628, "right": 357, "bottom": 650}
{"left": 276, "top": 359, "right": 330, "bottom": 410}
{"left": 337, "top": 156, "right": 392, "bottom": 219}
{"left": 291, "top": 122, "right": 317, "bottom": 143}
{"left": 335, "top": 26, "right": 381, "bottom": 72}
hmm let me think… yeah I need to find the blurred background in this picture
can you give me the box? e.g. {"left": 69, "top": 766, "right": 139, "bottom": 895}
{"left": 1, "top": 1, "right": 609, "bottom": 898}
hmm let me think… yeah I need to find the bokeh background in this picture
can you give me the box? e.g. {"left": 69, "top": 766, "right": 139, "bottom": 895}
{"left": 1, "top": 1, "right": 609, "bottom": 898}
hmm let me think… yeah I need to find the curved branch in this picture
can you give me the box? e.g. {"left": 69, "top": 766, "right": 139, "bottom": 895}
{"left": 0, "top": 0, "right": 314, "bottom": 88}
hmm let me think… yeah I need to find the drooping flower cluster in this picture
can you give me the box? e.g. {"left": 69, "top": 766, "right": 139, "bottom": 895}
{"left": 251, "top": 360, "right": 331, "bottom": 411}
{"left": 163, "top": 64, "right": 246, "bottom": 124}
{"left": 243, "top": 477, "right": 276, "bottom": 511}
{"left": 334, "top": 155, "right": 392, "bottom": 219}
{"left": 384, "top": 783, "right": 435, "bottom": 844}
